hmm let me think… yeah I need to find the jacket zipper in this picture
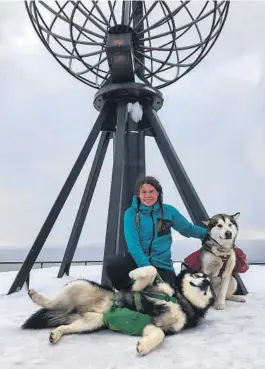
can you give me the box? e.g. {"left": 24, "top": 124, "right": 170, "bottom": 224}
{"left": 148, "top": 210, "right": 155, "bottom": 262}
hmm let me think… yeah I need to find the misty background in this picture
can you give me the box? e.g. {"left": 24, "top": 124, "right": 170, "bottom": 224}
{"left": 0, "top": 1, "right": 264, "bottom": 267}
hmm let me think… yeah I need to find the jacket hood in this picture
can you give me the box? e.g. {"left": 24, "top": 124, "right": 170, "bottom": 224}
{"left": 131, "top": 195, "right": 161, "bottom": 212}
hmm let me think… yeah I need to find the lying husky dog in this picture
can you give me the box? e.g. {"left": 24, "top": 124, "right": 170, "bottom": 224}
{"left": 22, "top": 266, "right": 214, "bottom": 355}
{"left": 200, "top": 212, "right": 247, "bottom": 310}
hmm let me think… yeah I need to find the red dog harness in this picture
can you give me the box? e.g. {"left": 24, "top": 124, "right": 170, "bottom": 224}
{"left": 183, "top": 247, "right": 249, "bottom": 275}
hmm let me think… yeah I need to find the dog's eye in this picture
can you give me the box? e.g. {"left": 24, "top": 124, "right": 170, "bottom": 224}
{"left": 191, "top": 274, "right": 202, "bottom": 279}
{"left": 217, "top": 224, "right": 222, "bottom": 228}
{"left": 228, "top": 223, "right": 232, "bottom": 227}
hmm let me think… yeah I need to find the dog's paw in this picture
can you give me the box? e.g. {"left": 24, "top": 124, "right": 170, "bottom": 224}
{"left": 237, "top": 296, "right": 246, "bottom": 303}
{"left": 129, "top": 269, "right": 138, "bottom": 280}
{"left": 155, "top": 282, "right": 174, "bottom": 297}
{"left": 129, "top": 266, "right": 157, "bottom": 280}
{"left": 214, "top": 301, "right": 225, "bottom": 310}
{"left": 227, "top": 295, "right": 246, "bottom": 303}
{"left": 49, "top": 328, "right": 63, "bottom": 344}
{"left": 136, "top": 337, "right": 152, "bottom": 356}
{"left": 28, "top": 288, "right": 39, "bottom": 303}
{"left": 203, "top": 267, "right": 219, "bottom": 278}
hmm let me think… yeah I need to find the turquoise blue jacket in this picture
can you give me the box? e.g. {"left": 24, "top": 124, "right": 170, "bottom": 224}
{"left": 124, "top": 196, "right": 207, "bottom": 271}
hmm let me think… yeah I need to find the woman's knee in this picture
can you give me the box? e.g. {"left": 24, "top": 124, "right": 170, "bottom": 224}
{"left": 105, "top": 253, "right": 123, "bottom": 271}
{"left": 106, "top": 252, "right": 135, "bottom": 268}
{"left": 105, "top": 253, "right": 124, "bottom": 279}
{"left": 105, "top": 252, "right": 136, "bottom": 286}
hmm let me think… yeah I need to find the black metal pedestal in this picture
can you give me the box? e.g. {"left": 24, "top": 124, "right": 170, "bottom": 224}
{"left": 7, "top": 82, "right": 248, "bottom": 296}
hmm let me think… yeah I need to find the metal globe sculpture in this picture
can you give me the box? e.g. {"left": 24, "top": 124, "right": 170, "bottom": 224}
{"left": 25, "top": 1, "right": 229, "bottom": 89}
{"left": 8, "top": 1, "right": 247, "bottom": 296}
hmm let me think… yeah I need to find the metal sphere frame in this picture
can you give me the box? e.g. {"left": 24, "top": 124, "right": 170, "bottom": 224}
{"left": 8, "top": 1, "right": 248, "bottom": 296}
{"left": 25, "top": 1, "right": 229, "bottom": 89}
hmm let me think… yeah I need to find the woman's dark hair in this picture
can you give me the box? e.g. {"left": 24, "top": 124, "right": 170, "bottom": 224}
{"left": 134, "top": 176, "right": 164, "bottom": 231}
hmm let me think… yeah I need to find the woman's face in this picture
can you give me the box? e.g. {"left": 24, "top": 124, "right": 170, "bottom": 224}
{"left": 138, "top": 184, "right": 159, "bottom": 207}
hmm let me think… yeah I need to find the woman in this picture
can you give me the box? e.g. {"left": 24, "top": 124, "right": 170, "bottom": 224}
{"left": 106, "top": 176, "right": 207, "bottom": 290}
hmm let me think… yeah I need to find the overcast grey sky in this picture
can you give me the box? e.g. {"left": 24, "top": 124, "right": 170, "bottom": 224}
{"left": 0, "top": 1, "right": 265, "bottom": 247}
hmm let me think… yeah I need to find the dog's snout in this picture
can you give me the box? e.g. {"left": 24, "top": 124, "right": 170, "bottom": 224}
{"left": 225, "top": 230, "right": 232, "bottom": 239}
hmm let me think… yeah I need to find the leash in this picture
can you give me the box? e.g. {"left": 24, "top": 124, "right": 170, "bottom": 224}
{"left": 142, "top": 291, "right": 176, "bottom": 303}
{"left": 133, "top": 290, "right": 177, "bottom": 311}
{"left": 134, "top": 290, "right": 193, "bottom": 319}
{"left": 118, "top": 288, "right": 177, "bottom": 311}
{"left": 111, "top": 290, "right": 175, "bottom": 312}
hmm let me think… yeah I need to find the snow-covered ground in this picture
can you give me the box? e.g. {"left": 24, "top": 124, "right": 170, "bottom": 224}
{"left": 1, "top": 263, "right": 264, "bottom": 369}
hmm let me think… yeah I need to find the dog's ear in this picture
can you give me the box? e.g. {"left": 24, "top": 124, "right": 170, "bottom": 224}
{"left": 181, "top": 262, "right": 196, "bottom": 274}
{"left": 231, "top": 212, "right": 240, "bottom": 221}
{"left": 201, "top": 219, "right": 210, "bottom": 226}
{"left": 181, "top": 262, "right": 189, "bottom": 271}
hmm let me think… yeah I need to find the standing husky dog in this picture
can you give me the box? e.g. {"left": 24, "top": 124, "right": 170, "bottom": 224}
{"left": 200, "top": 212, "right": 246, "bottom": 310}
{"left": 22, "top": 266, "right": 214, "bottom": 356}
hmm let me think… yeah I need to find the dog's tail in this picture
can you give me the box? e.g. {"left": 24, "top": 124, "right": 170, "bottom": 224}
{"left": 22, "top": 308, "right": 76, "bottom": 330}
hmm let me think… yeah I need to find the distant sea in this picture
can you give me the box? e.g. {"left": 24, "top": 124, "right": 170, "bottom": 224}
{"left": 0, "top": 239, "right": 264, "bottom": 272}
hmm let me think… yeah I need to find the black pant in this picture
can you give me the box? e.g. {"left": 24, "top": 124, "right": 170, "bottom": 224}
{"left": 105, "top": 252, "right": 177, "bottom": 291}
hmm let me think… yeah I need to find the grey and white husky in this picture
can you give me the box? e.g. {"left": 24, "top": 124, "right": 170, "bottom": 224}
{"left": 200, "top": 212, "right": 246, "bottom": 310}
{"left": 22, "top": 266, "right": 214, "bottom": 356}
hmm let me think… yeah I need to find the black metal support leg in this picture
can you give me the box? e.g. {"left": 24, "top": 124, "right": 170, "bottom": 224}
{"left": 125, "top": 117, "right": 146, "bottom": 205}
{"left": 7, "top": 106, "right": 108, "bottom": 294}
{"left": 145, "top": 104, "right": 208, "bottom": 225}
{"left": 145, "top": 104, "right": 248, "bottom": 295}
{"left": 101, "top": 102, "right": 128, "bottom": 286}
{"left": 57, "top": 131, "right": 112, "bottom": 278}
{"left": 119, "top": 116, "right": 146, "bottom": 252}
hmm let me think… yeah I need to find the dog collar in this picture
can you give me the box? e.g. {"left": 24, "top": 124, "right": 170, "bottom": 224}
{"left": 204, "top": 245, "right": 232, "bottom": 259}
{"left": 204, "top": 237, "right": 235, "bottom": 257}
{"left": 208, "top": 235, "right": 234, "bottom": 247}
{"left": 142, "top": 291, "right": 176, "bottom": 303}
{"left": 134, "top": 291, "right": 177, "bottom": 311}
